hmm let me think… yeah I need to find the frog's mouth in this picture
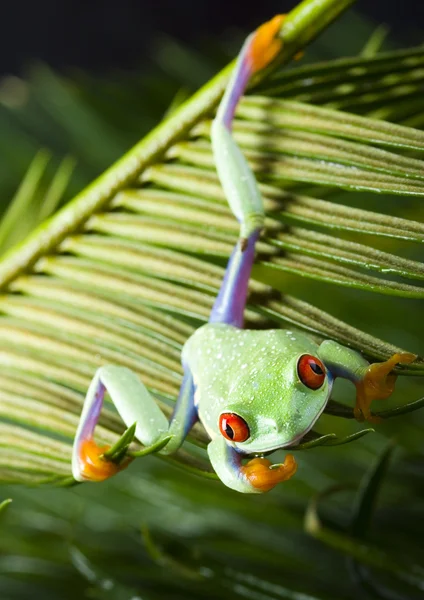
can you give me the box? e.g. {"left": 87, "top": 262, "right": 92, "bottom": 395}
{"left": 239, "top": 401, "right": 329, "bottom": 455}
{"left": 242, "top": 428, "right": 309, "bottom": 456}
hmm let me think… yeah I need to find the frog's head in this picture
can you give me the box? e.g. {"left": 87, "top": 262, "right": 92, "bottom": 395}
{"left": 218, "top": 352, "right": 333, "bottom": 454}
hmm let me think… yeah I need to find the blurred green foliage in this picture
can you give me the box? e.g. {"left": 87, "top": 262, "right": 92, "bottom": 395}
{"left": 0, "top": 6, "right": 424, "bottom": 600}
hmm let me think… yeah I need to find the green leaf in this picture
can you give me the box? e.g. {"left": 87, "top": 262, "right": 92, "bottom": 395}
{"left": 174, "top": 135, "right": 424, "bottom": 194}
{"left": 103, "top": 422, "right": 137, "bottom": 462}
{"left": 0, "top": 498, "right": 12, "bottom": 515}
{"left": 238, "top": 96, "right": 424, "bottom": 150}
{"left": 295, "top": 428, "right": 373, "bottom": 449}
{"left": 129, "top": 435, "right": 173, "bottom": 458}
{"left": 350, "top": 441, "right": 395, "bottom": 538}
{"left": 262, "top": 46, "right": 424, "bottom": 98}
{"left": 264, "top": 255, "right": 424, "bottom": 299}
{"left": 304, "top": 484, "right": 424, "bottom": 591}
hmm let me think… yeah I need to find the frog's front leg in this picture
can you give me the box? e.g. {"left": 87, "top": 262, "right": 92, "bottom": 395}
{"left": 208, "top": 437, "right": 297, "bottom": 494}
{"left": 318, "top": 341, "right": 416, "bottom": 423}
{"left": 72, "top": 365, "right": 196, "bottom": 482}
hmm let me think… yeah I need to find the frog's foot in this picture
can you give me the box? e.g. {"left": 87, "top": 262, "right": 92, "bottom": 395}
{"left": 241, "top": 454, "right": 297, "bottom": 492}
{"left": 248, "top": 14, "right": 285, "bottom": 74}
{"left": 354, "top": 352, "right": 416, "bottom": 423}
{"left": 77, "top": 438, "right": 132, "bottom": 482}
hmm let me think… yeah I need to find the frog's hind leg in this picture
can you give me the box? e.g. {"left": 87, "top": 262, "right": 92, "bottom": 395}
{"left": 73, "top": 366, "right": 168, "bottom": 481}
{"left": 209, "top": 230, "right": 260, "bottom": 327}
{"left": 210, "top": 15, "right": 284, "bottom": 328}
{"left": 72, "top": 364, "right": 197, "bottom": 482}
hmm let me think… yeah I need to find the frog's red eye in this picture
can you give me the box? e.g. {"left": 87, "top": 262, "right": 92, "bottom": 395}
{"left": 219, "top": 413, "right": 250, "bottom": 442}
{"left": 297, "top": 354, "right": 326, "bottom": 390}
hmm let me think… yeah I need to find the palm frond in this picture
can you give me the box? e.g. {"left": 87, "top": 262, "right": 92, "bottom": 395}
{"left": 0, "top": 0, "right": 423, "bottom": 486}
{"left": 0, "top": 3, "right": 424, "bottom": 598}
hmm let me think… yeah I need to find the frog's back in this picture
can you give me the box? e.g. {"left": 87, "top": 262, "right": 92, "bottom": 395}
{"left": 183, "top": 323, "right": 318, "bottom": 372}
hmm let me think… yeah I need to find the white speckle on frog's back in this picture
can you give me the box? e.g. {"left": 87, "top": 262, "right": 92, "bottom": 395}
{"left": 187, "top": 322, "right": 318, "bottom": 387}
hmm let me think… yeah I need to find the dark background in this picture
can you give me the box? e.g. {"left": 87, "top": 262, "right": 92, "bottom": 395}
{"left": 2, "top": 0, "right": 423, "bottom": 76}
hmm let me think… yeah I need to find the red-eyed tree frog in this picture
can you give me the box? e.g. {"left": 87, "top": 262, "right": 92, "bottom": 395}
{"left": 72, "top": 15, "right": 416, "bottom": 493}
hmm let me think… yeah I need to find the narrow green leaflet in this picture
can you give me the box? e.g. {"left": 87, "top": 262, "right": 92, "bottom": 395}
{"left": 238, "top": 96, "right": 424, "bottom": 150}
{"left": 0, "top": 151, "right": 50, "bottom": 250}
{"left": 0, "top": 498, "right": 12, "bottom": 515}
{"left": 305, "top": 475, "right": 424, "bottom": 592}
{"left": 265, "top": 255, "right": 424, "bottom": 299}
{"left": 272, "top": 228, "right": 424, "bottom": 279}
{"left": 261, "top": 46, "right": 424, "bottom": 97}
{"left": 0, "top": 151, "right": 75, "bottom": 254}
{"left": 173, "top": 139, "right": 424, "bottom": 196}
{"left": 197, "top": 119, "right": 424, "bottom": 179}
{"left": 117, "top": 185, "right": 424, "bottom": 243}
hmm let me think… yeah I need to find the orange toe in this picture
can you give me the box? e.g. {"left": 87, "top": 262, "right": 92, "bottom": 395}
{"left": 354, "top": 352, "right": 416, "bottom": 422}
{"left": 241, "top": 454, "right": 297, "bottom": 492}
{"left": 248, "top": 14, "right": 285, "bottom": 74}
{"left": 79, "top": 439, "right": 129, "bottom": 482}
